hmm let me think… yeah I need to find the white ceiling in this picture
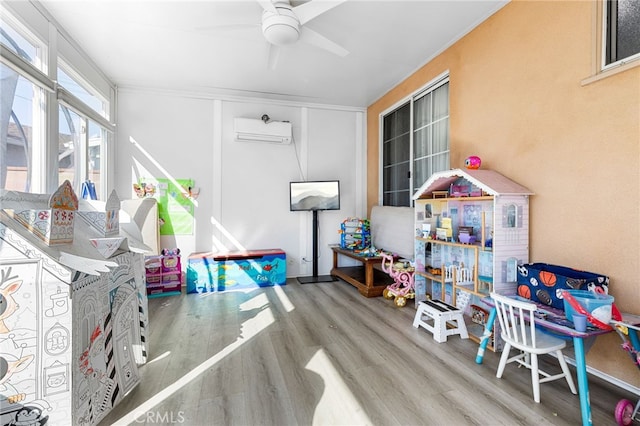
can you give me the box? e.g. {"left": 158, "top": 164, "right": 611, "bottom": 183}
{"left": 41, "top": 0, "right": 508, "bottom": 108}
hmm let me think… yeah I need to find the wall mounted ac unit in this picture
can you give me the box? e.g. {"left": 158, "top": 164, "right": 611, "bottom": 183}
{"left": 234, "top": 117, "right": 292, "bottom": 144}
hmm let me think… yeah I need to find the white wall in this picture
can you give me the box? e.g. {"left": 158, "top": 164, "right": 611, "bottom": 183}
{"left": 116, "top": 89, "right": 366, "bottom": 277}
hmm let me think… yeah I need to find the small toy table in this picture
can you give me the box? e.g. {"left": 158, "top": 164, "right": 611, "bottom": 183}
{"left": 475, "top": 295, "right": 640, "bottom": 426}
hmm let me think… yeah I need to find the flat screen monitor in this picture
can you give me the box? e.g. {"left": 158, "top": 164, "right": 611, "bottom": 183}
{"left": 289, "top": 180, "right": 340, "bottom": 211}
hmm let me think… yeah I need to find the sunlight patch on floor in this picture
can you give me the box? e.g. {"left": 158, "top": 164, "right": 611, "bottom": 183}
{"left": 306, "top": 349, "right": 371, "bottom": 425}
{"left": 273, "top": 284, "right": 295, "bottom": 312}
{"left": 111, "top": 292, "right": 274, "bottom": 425}
{"left": 145, "top": 350, "right": 170, "bottom": 365}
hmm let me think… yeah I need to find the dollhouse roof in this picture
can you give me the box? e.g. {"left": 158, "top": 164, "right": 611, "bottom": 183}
{"left": 412, "top": 169, "right": 534, "bottom": 200}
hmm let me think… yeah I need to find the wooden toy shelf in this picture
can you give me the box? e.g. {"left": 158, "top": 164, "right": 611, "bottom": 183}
{"left": 330, "top": 246, "right": 394, "bottom": 297}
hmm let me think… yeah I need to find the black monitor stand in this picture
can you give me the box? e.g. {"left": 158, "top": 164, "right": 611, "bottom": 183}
{"left": 297, "top": 210, "right": 336, "bottom": 284}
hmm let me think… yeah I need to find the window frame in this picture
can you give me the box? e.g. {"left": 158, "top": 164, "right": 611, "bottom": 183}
{"left": 1, "top": 11, "right": 50, "bottom": 193}
{"left": 583, "top": 0, "right": 640, "bottom": 86}
{"left": 602, "top": 0, "right": 640, "bottom": 70}
{"left": 1, "top": 2, "right": 115, "bottom": 198}
{"left": 379, "top": 72, "right": 450, "bottom": 207}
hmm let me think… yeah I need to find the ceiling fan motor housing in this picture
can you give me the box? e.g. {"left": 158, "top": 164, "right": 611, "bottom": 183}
{"left": 262, "top": 3, "right": 300, "bottom": 46}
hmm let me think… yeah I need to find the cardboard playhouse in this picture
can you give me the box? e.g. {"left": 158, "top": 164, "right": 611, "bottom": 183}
{"left": 0, "top": 182, "right": 151, "bottom": 426}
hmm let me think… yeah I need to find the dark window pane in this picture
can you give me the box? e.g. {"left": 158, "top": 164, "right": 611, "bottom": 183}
{"left": 382, "top": 80, "right": 449, "bottom": 207}
{"left": 606, "top": 0, "right": 640, "bottom": 64}
{"left": 383, "top": 134, "right": 410, "bottom": 166}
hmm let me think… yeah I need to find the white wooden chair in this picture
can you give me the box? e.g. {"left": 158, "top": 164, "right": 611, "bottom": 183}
{"left": 490, "top": 292, "right": 577, "bottom": 403}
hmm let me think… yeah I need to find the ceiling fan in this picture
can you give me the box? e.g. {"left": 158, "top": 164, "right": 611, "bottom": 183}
{"left": 206, "top": 0, "right": 349, "bottom": 69}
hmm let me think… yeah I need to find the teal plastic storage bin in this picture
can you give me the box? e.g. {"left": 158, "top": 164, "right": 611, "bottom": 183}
{"left": 563, "top": 290, "right": 614, "bottom": 327}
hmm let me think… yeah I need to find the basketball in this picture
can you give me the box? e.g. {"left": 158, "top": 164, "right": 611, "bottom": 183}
{"left": 539, "top": 270, "right": 557, "bottom": 287}
{"left": 518, "top": 285, "right": 531, "bottom": 299}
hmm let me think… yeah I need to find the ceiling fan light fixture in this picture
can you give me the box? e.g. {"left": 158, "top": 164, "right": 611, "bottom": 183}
{"left": 262, "top": 6, "right": 300, "bottom": 46}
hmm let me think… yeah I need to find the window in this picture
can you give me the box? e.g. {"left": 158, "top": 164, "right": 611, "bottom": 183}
{"left": 57, "top": 108, "right": 108, "bottom": 197}
{"left": 57, "top": 64, "right": 110, "bottom": 198}
{"left": 382, "top": 103, "right": 411, "bottom": 206}
{"left": 58, "top": 63, "right": 108, "bottom": 118}
{"left": 413, "top": 81, "right": 450, "bottom": 192}
{"left": 604, "top": 0, "right": 640, "bottom": 67}
{"left": 382, "top": 76, "right": 450, "bottom": 207}
{"left": 1, "top": 3, "right": 115, "bottom": 198}
{"left": 58, "top": 104, "right": 82, "bottom": 188}
{"left": 1, "top": 65, "right": 42, "bottom": 192}
{"left": 0, "top": 16, "right": 40, "bottom": 68}
{"left": 88, "top": 121, "right": 105, "bottom": 193}
{"left": 1, "top": 14, "right": 47, "bottom": 193}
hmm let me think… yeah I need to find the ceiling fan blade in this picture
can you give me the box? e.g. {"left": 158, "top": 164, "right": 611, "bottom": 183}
{"left": 294, "top": 0, "right": 347, "bottom": 25}
{"left": 267, "top": 43, "right": 281, "bottom": 70}
{"left": 257, "top": 0, "right": 278, "bottom": 14}
{"left": 299, "top": 26, "right": 349, "bottom": 57}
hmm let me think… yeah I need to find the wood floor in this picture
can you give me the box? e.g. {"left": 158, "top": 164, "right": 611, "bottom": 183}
{"left": 98, "top": 278, "right": 632, "bottom": 426}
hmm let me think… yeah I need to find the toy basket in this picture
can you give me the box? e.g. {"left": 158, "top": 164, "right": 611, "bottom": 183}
{"left": 516, "top": 263, "right": 609, "bottom": 310}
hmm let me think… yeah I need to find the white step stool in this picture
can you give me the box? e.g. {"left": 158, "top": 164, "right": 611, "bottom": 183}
{"left": 413, "top": 299, "right": 469, "bottom": 343}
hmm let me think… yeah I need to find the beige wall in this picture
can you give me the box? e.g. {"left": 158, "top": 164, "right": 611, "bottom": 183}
{"left": 367, "top": 0, "right": 640, "bottom": 386}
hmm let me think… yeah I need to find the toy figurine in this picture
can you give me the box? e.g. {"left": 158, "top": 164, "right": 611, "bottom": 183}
{"left": 465, "top": 155, "right": 481, "bottom": 169}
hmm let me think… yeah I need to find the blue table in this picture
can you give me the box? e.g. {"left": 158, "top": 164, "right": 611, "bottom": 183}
{"left": 475, "top": 295, "right": 640, "bottom": 426}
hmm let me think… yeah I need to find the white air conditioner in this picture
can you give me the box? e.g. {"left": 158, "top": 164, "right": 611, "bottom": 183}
{"left": 234, "top": 117, "right": 292, "bottom": 144}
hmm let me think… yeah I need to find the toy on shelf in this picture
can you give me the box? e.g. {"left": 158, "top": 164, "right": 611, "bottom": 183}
{"left": 358, "top": 246, "right": 381, "bottom": 257}
{"left": 161, "top": 248, "right": 180, "bottom": 256}
{"left": 465, "top": 155, "right": 481, "bottom": 169}
{"left": 380, "top": 252, "right": 415, "bottom": 307}
{"left": 436, "top": 217, "right": 453, "bottom": 241}
{"left": 339, "top": 217, "right": 371, "bottom": 251}
{"left": 458, "top": 231, "right": 476, "bottom": 244}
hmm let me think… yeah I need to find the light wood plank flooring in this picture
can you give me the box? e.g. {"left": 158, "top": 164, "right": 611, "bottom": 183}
{"left": 98, "top": 278, "right": 632, "bottom": 425}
